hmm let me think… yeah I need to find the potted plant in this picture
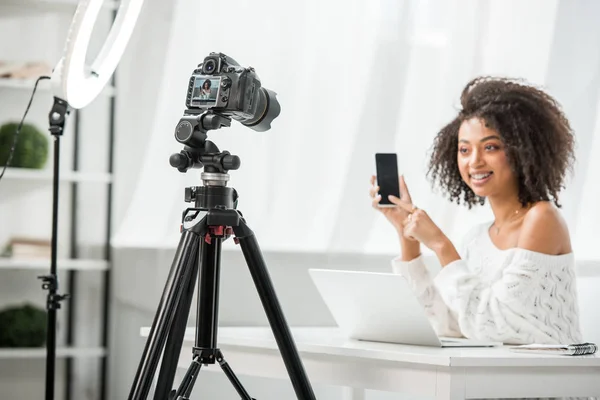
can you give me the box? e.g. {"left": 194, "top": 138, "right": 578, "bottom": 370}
{"left": 0, "top": 303, "right": 47, "bottom": 347}
{"left": 0, "top": 122, "right": 48, "bottom": 169}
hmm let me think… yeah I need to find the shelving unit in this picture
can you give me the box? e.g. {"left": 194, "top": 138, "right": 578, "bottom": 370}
{"left": 0, "top": 2, "right": 117, "bottom": 399}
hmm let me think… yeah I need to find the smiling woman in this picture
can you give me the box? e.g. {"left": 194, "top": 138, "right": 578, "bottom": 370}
{"left": 430, "top": 77, "right": 575, "bottom": 256}
{"left": 369, "top": 77, "right": 584, "bottom": 359}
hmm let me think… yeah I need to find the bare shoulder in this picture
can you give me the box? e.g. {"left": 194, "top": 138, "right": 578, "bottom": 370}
{"left": 517, "top": 201, "right": 572, "bottom": 255}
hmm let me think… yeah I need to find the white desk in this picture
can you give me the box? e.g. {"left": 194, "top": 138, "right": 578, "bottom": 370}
{"left": 140, "top": 327, "right": 600, "bottom": 399}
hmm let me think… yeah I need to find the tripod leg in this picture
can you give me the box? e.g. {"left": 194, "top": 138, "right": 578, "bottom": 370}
{"left": 128, "top": 231, "right": 200, "bottom": 400}
{"left": 216, "top": 350, "right": 253, "bottom": 400}
{"left": 153, "top": 246, "right": 200, "bottom": 400}
{"left": 173, "top": 357, "right": 202, "bottom": 400}
{"left": 233, "top": 218, "right": 317, "bottom": 400}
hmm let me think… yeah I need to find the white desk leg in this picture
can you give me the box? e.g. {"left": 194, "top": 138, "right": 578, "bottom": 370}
{"left": 342, "top": 387, "right": 366, "bottom": 400}
{"left": 436, "top": 368, "right": 466, "bottom": 400}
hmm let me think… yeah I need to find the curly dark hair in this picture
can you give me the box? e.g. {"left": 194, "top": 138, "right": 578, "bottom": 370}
{"left": 427, "top": 76, "right": 576, "bottom": 209}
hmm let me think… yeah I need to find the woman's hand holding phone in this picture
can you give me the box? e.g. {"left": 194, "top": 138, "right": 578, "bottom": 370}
{"left": 370, "top": 175, "right": 421, "bottom": 260}
{"left": 370, "top": 174, "right": 412, "bottom": 230}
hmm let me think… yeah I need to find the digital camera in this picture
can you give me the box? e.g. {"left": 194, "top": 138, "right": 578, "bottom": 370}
{"left": 185, "top": 52, "right": 281, "bottom": 132}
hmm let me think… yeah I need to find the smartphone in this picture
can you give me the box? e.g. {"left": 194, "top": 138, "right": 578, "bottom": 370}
{"left": 375, "top": 153, "right": 400, "bottom": 207}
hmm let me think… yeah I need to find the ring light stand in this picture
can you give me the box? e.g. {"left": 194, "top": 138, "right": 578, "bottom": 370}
{"left": 42, "top": 1, "right": 143, "bottom": 399}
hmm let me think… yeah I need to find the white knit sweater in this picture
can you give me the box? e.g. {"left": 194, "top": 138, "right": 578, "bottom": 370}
{"left": 391, "top": 222, "right": 583, "bottom": 345}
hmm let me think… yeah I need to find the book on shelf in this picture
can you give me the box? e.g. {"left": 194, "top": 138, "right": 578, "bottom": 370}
{"left": 0, "top": 61, "right": 52, "bottom": 80}
{"left": 2, "top": 237, "right": 51, "bottom": 259}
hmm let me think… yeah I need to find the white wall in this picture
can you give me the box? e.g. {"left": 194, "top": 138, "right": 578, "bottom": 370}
{"left": 110, "top": 0, "right": 600, "bottom": 256}
{"left": 112, "top": 0, "right": 175, "bottom": 229}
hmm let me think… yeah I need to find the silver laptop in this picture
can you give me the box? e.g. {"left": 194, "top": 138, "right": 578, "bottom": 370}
{"left": 308, "top": 269, "right": 501, "bottom": 348}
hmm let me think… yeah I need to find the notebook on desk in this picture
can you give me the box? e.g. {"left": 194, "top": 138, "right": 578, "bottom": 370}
{"left": 510, "top": 343, "right": 598, "bottom": 356}
{"left": 308, "top": 269, "right": 502, "bottom": 348}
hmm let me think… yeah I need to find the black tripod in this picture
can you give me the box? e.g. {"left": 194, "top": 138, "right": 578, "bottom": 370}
{"left": 128, "top": 112, "right": 316, "bottom": 400}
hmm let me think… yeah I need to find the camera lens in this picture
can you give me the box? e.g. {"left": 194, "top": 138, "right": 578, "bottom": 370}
{"left": 240, "top": 88, "right": 281, "bottom": 132}
{"left": 203, "top": 59, "right": 216, "bottom": 74}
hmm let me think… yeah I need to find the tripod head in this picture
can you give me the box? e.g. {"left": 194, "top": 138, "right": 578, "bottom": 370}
{"left": 170, "top": 111, "right": 240, "bottom": 174}
{"left": 169, "top": 111, "right": 240, "bottom": 210}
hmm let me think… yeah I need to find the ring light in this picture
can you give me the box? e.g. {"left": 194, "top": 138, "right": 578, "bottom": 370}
{"left": 51, "top": 0, "right": 144, "bottom": 108}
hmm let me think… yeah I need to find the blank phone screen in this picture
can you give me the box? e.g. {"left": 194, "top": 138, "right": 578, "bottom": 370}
{"left": 375, "top": 153, "right": 400, "bottom": 205}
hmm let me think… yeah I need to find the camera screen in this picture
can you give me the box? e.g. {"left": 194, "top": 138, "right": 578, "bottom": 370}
{"left": 190, "top": 75, "right": 221, "bottom": 106}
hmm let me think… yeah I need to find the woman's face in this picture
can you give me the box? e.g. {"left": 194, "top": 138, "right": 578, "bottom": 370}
{"left": 203, "top": 82, "right": 209, "bottom": 89}
{"left": 457, "top": 117, "right": 517, "bottom": 199}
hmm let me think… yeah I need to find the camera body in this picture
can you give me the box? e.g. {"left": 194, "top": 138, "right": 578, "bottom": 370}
{"left": 185, "top": 52, "right": 276, "bottom": 131}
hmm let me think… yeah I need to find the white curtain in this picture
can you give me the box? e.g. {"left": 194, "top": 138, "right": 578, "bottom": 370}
{"left": 113, "top": 0, "right": 600, "bottom": 258}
